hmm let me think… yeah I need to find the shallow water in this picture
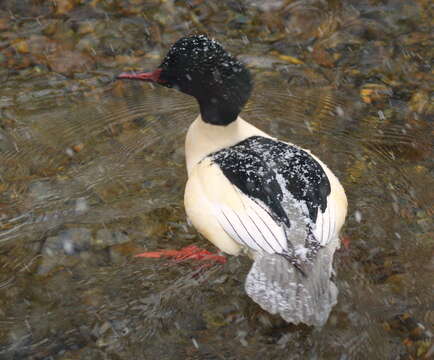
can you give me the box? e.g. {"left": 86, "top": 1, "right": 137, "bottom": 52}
{"left": 0, "top": 0, "right": 432, "bottom": 359}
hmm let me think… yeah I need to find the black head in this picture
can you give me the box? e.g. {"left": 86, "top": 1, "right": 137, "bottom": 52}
{"left": 118, "top": 35, "right": 252, "bottom": 126}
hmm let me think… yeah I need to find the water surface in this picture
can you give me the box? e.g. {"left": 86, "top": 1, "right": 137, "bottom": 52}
{"left": 0, "top": 0, "right": 432, "bottom": 359}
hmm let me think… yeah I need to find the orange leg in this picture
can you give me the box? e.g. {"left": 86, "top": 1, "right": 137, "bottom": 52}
{"left": 341, "top": 235, "right": 351, "bottom": 250}
{"left": 135, "top": 245, "right": 227, "bottom": 264}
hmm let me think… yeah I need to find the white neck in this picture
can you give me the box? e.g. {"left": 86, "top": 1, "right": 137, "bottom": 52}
{"left": 185, "top": 115, "right": 271, "bottom": 175}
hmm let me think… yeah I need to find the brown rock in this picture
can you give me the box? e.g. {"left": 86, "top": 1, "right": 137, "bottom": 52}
{"left": 11, "top": 39, "right": 30, "bottom": 54}
{"left": 360, "top": 83, "right": 392, "bottom": 104}
{"left": 312, "top": 46, "right": 335, "bottom": 68}
{"left": 0, "top": 17, "right": 10, "bottom": 31}
{"left": 27, "top": 35, "right": 59, "bottom": 56}
{"left": 54, "top": 0, "right": 78, "bottom": 15}
{"left": 409, "top": 91, "right": 432, "bottom": 115}
{"left": 45, "top": 49, "right": 95, "bottom": 75}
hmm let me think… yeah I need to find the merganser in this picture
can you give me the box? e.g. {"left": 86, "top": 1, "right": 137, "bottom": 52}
{"left": 118, "top": 35, "right": 347, "bottom": 326}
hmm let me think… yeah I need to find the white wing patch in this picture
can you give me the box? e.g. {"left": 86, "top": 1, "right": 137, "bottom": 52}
{"left": 213, "top": 185, "right": 342, "bottom": 255}
{"left": 313, "top": 194, "right": 340, "bottom": 247}
{"left": 209, "top": 178, "right": 328, "bottom": 257}
{"left": 212, "top": 193, "right": 288, "bottom": 255}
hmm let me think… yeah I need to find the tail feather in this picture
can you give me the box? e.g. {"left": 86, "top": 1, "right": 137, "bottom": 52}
{"left": 245, "top": 248, "right": 337, "bottom": 326}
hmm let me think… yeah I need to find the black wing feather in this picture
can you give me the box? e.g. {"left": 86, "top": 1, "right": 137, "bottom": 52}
{"left": 210, "top": 136, "right": 330, "bottom": 226}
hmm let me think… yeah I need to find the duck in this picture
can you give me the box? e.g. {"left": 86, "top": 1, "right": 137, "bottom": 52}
{"left": 117, "top": 35, "right": 347, "bottom": 326}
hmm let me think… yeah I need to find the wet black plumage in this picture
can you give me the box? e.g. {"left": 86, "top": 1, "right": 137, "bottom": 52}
{"left": 211, "top": 136, "right": 331, "bottom": 226}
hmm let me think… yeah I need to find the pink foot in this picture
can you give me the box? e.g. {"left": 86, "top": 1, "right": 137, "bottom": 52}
{"left": 341, "top": 236, "right": 351, "bottom": 250}
{"left": 134, "top": 245, "right": 227, "bottom": 264}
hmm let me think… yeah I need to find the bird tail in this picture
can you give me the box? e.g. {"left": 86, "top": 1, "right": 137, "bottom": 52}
{"left": 245, "top": 248, "right": 338, "bottom": 327}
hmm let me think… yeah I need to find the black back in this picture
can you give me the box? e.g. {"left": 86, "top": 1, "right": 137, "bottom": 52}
{"left": 210, "top": 136, "right": 331, "bottom": 226}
